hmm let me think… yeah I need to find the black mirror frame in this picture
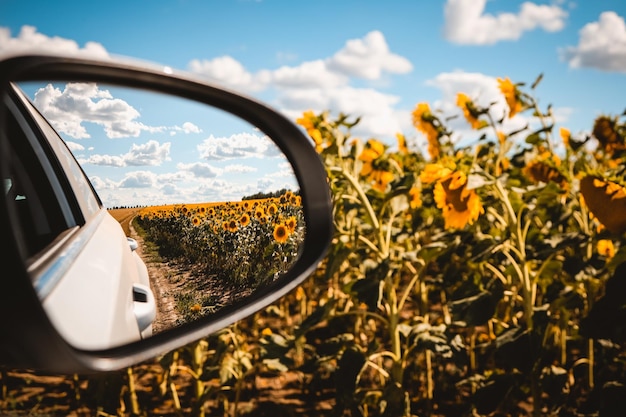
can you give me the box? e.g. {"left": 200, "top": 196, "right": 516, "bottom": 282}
{"left": 0, "top": 54, "right": 333, "bottom": 373}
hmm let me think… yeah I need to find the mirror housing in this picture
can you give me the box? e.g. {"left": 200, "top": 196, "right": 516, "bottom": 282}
{"left": 0, "top": 54, "right": 332, "bottom": 373}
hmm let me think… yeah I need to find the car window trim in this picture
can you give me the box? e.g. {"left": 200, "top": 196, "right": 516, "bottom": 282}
{"left": 5, "top": 86, "right": 80, "bottom": 228}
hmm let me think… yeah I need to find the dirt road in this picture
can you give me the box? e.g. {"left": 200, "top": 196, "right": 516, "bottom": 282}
{"left": 128, "top": 221, "right": 182, "bottom": 334}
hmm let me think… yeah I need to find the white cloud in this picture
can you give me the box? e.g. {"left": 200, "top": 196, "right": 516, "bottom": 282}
{"left": 197, "top": 132, "right": 282, "bottom": 160}
{"left": 224, "top": 164, "right": 257, "bottom": 173}
{"left": 188, "top": 55, "right": 266, "bottom": 91}
{"left": 323, "top": 87, "right": 404, "bottom": 138}
{"left": 177, "top": 162, "right": 223, "bottom": 178}
{"left": 125, "top": 140, "right": 171, "bottom": 166}
{"left": 0, "top": 25, "right": 109, "bottom": 59}
{"left": 65, "top": 141, "right": 85, "bottom": 152}
{"left": 278, "top": 84, "right": 406, "bottom": 139}
{"left": 444, "top": 0, "right": 568, "bottom": 45}
{"left": 326, "top": 30, "right": 413, "bottom": 79}
{"left": 80, "top": 140, "right": 170, "bottom": 167}
{"left": 81, "top": 154, "right": 125, "bottom": 167}
{"left": 256, "top": 178, "right": 275, "bottom": 190}
{"left": 30, "top": 82, "right": 206, "bottom": 140}
{"left": 189, "top": 30, "right": 411, "bottom": 90}
{"left": 32, "top": 83, "right": 164, "bottom": 139}
{"left": 269, "top": 60, "right": 347, "bottom": 88}
{"left": 187, "top": 31, "right": 413, "bottom": 140}
{"left": 88, "top": 176, "right": 115, "bottom": 191}
{"left": 119, "top": 171, "right": 158, "bottom": 188}
{"left": 171, "top": 122, "right": 202, "bottom": 135}
{"left": 78, "top": 140, "right": 171, "bottom": 167}
{"left": 561, "top": 11, "right": 626, "bottom": 72}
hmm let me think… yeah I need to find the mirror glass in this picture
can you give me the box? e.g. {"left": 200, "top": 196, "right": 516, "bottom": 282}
{"left": 14, "top": 81, "right": 304, "bottom": 349}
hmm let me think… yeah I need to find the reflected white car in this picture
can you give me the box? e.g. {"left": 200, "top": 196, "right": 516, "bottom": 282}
{"left": 4, "top": 82, "right": 156, "bottom": 350}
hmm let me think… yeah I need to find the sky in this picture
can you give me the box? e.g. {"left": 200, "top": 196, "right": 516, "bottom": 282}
{"left": 1, "top": 0, "right": 626, "bottom": 207}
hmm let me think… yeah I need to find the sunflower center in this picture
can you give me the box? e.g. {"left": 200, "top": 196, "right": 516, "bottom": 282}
{"left": 441, "top": 177, "right": 469, "bottom": 212}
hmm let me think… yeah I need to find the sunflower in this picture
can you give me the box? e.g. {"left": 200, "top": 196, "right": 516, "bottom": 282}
{"left": 433, "top": 171, "right": 484, "bottom": 229}
{"left": 273, "top": 224, "right": 290, "bottom": 243}
{"left": 359, "top": 139, "right": 385, "bottom": 172}
{"left": 420, "top": 162, "right": 454, "bottom": 184}
{"left": 227, "top": 219, "right": 238, "bottom": 233}
{"left": 412, "top": 102, "right": 441, "bottom": 159}
{"left": 267, "top": 203, "right": 278, "bottom": 216}
{"left": 560, "top": 127, "right": 571, "bottom": 149}
{"left": 192, "top": 217, "right": 201, "bottom": 226}
{"left": 296, "top": 110, "right": 316, "bottom": 131}
{"left": 408, "top": 187, "right": 422, "bottom": 209}
{"left": 456, "top": 93, "right": 487, "bottom": 129}
{"left": 296, "top": 110, "right": 326, "bottom": 152}
{"left": 370, "top": 170, "right": 394, "bottom": 192}
{"left": 359, "top": 139, "right": 394, "bottom": 192}
{"left": 597, "top": 239, "right": 615, "bottom": 258}
{"left": 240, "top": 213, "right": 251, "bottom": 227}
{"left": 286, "top": 216, "right": 297, "bottom": 233}
{"left": 309, "top": 129, "right": 325, "bottom": 152}
{"left": 580, "top": 175, "right": 626, "bottom": 234}
{"left": 592, "top": 115, "right": 624, "bottom": 154}
{"left": 523, "top": 158, "right": 567, "bottom": 189}
{"left": 497, "top": 77, "right": 523, "bottom": 118}
{"left": 396, "top": 133, "right": 409, "bottom": 154}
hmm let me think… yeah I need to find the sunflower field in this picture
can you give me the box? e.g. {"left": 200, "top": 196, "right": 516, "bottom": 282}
{"left": 134, "top": 193, "right": 305, "bottom": 320}
{"left": 266, "top": 74, "right": 626, "bottom": 416}
{"left": 3, "top": 76, "right": 626, "bottom": 417}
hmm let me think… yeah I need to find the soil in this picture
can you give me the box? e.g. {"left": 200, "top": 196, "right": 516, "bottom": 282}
{"left": 128, "top": 221, "right": 181, "bottom": 334}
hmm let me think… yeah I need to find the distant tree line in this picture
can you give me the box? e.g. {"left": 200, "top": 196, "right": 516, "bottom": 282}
{"left": 242, "top": 188, "right": 300, "bottom": 201}
{"left": 107, "top": 205, "right": 146, "bottom": 210}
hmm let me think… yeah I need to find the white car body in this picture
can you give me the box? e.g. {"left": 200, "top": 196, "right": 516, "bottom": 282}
{"left": 5, "top": 83, "right": 156, "bottom": 350}
{"left": 42, "top": 211, "right": 155, "bottom": 350}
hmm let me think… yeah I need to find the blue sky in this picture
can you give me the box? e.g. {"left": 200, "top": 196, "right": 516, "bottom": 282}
{"left": 2, "top": 0, "right": 626, "bottom": 206}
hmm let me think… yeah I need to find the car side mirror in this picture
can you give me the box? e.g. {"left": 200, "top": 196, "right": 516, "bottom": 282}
{"left": 0, "top": 54, "right": 332, "bottom": 373}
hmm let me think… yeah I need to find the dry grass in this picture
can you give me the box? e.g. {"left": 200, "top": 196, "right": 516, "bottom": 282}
{"left": 108, "top": 207, "right": 141, "bottom": 236}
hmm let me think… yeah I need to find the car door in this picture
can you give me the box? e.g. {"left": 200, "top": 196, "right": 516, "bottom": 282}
{"left": 5, "top": 83, "right": 154, "bottom": 350}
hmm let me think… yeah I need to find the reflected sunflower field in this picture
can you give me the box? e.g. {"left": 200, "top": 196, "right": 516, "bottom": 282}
{"left": 134, "top": 191, "right": 304, "bottom": 321}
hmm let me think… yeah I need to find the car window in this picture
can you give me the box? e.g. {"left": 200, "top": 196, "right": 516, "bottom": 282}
{"left": 3, "top": 82, "right": 107, "bottom": 265}
{"left": 4, "top": 108, "right": 73, "bottom": 259}
{"left": 31, "top": 103, "right": 102, "bottom": 219}
{"left": 12, "top": 84, "right": 102, "bottom": 220}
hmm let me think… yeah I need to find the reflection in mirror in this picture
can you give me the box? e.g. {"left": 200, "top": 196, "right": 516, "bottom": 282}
{"left": 17, "top": 81, "right": 304, "bottom": 348}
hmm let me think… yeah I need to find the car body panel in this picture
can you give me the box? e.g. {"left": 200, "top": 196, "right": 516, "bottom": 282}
{"left": 42, "top": 209, "right": 153, "bottom": 350}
